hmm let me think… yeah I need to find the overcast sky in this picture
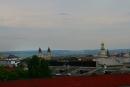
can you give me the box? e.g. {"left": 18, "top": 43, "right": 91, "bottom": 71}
{"left": 0, "top": 0, "right": 130, "bottom": 51}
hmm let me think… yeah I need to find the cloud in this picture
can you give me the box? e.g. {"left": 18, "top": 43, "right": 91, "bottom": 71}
{"left": 0, "top": 0, "right": 62, "bottom": 28}
{"left": 0, "top": 0, "right": 130, "bottom": 51}
{"left": 0, "top": 0, "right": 130, "bottom": 29}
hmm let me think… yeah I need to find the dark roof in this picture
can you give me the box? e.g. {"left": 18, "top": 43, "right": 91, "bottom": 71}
{"left": 7, "top": 55, "right": 18, "bottom": 59}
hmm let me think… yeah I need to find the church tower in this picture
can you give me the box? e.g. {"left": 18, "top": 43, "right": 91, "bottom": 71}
{"left": 38, "top": 47, "right": 43, "bottom": 58}
{"left": 98, "top": 42, "right": 109, "bottom": 58}
{"left": 101, "top": 42, "right": 105, "bottom": 50}
{"left": 46, "top": 47, "right": 52, "bottom": 60}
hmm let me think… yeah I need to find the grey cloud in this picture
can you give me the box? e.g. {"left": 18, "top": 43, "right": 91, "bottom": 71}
{"left": 0, "top": 0, "right": 130, "bottom": 51}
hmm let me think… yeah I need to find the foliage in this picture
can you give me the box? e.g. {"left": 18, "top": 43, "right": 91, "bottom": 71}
{"left": 28, "top": 55, "right": 51, "bottom": 78}
{"left": 0, "top": 66, "right": 18, "bottom": 81}
{"left": 0, "top": 55, "right": 51, "bottom": 81}
{"left": 15, "top": 67, "right": 28, "bottom": 79}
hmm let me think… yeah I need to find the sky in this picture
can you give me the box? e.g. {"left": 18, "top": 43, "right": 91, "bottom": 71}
{"left": 0, "top": 0, "right": 130, "bottom": 51}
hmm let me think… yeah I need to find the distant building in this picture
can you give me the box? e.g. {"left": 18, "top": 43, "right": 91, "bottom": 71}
{"left": 94, "top": 43, "right": 130, "bottom": 71}
{"left": 123, "top": 51, "right": 130, "bottom": 58}
{"left": 38, "top": 47, "right": 52, "bottom": 60}
{"left": 46, "top": 47, "right": 52, "bottom": 60}
{"left": 38, "top": 47, "right": 43, "bottom": 58}
{"left": 98, "top": 42, "right": 110, "bottom": 58}
{"left": 0, "top": 54, "right": 20, "bottom": 67}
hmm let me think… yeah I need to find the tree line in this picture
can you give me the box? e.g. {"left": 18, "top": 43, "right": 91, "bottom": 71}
{"left": 0, "top": 55, "right": 51, "bottom": 81}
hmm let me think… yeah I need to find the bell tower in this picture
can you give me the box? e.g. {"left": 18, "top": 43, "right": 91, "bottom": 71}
{"left": 37, "top": 47, "right": 53, "bottom": 60}
{"left": 101, "top": 42, "right": 105, "bottom": 50}
{"left": 98, "top": 42, "right": 109, "bottom": 58}
{"left": 38, "top": 47, "right": 43, "bottom": 58}
{"left": 46, "top": 47, "right": 52, "bottom": 60}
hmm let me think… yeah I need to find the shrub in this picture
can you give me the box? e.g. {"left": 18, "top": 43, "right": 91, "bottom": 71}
{"left": 27, "top": 55, "right": 51, "bottom": 78}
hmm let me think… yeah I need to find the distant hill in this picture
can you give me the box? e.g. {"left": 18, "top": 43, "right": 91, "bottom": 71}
{"left": 0, "top": 49, "right": 129, "bottom": 58}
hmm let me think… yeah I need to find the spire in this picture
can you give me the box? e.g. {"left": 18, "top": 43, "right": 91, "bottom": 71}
{"left": 38, "top": 47, "right": 43, "bottom": 58}
{"left": 106, "top": 49, "right": 110, "bottom": 57}
{"left": 47, "top": 47, "right": 51, "bottom": 53}
{"left": 45, "top": 47, "right": 52, "bottom": 60}
{"left": 38, "top": 47, "right": 42, "bottom": 54}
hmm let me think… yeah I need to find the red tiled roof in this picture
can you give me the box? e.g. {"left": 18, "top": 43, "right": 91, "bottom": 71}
{"left": 0, "top": 74, "right": 130, "bottom": 87}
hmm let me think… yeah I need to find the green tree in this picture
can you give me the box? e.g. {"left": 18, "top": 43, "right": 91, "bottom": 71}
{"left": 0, "top": 66, "right": 18, "bottom": 81}
{"left": 27, "top": 55, "right": 51, "bottom": 78}
{"left": 15, "top": 66, "right": 28, "bottom": 79}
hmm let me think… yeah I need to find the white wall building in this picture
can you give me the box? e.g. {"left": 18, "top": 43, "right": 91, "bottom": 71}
{"left": 0, "top": 55, "right": 20, "bottom": 67}
{"left": 95, "top": 43, "right": 130, "bottom": 67}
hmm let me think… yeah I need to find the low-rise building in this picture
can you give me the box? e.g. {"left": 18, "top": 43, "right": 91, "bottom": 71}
{"left": 0, "top": 55, "right": 20, "bottom": 67}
